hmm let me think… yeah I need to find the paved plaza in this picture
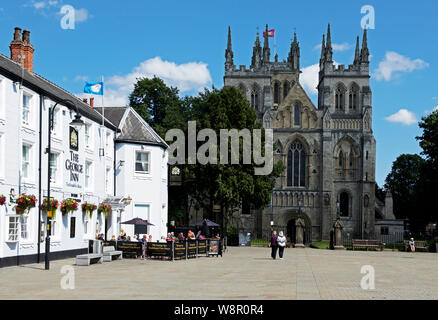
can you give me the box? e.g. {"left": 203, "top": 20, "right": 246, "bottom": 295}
{"left": 1, "top": 247, "right": 437, "bottom": 300}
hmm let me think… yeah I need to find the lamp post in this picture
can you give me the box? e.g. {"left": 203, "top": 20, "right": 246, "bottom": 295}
{"left": 45, "top": 99, "right": 84, "bottom": 270}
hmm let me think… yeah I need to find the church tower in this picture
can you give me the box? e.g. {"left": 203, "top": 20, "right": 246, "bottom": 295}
{"left": 318, "top": 25, "right": 376, "bottom": 239}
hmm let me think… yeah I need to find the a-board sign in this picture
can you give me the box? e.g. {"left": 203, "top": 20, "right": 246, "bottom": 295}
{"left": 208, "top": 239, "right": 220, "bottom": 255}
{"left": 147, "top": 242, "right": 171, "bottom": 257}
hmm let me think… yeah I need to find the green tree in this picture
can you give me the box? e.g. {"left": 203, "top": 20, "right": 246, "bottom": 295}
{"left": 182, "top": 87, "right": 284, "bottom": 233}
{"left": 129, "top": 76, "right": 181, "bottom": 137}
{"left": 384, "top": 154, "right": 425, "bottom": 228}
{"left": 416, "top": 110, "right": 438, "bottom": 228}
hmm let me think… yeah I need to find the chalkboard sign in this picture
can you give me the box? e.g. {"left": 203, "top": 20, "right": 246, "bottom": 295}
{"left": 147, "top": 242, "right": 172, "bottom": 257}
{"left": 116, "top": 241, "right": 143, "bottom": 257}
{"left": 208, "top": 239, "right": 220, "bottom": 255}
{"left": 197, "top": 240, "right": 207, "bottom": 254}
{"left": 174, "top": 242, "right": 186, "bottom": 258}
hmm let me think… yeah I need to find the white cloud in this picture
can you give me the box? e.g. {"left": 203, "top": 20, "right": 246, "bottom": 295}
{"left": 29, "top": 0, "right": 57, "bottom": 9}
{"left": 75, "top": 8, "right": 90, "bottom": 23}
{"left": 374, "top": 51, "right": 429, "bottom": 81}
{"left": 385, "top": 109, "right": 418, "bottom": 125}
{"left": 300, "top": 64, "right": 320, "bottom": 95}
{"left": 78, "top": 57, "right": 212, "bottom": 107}
{"left": 314, "top": 42, "right": 352, "bottom": 52}
{"left": 74, "top": 75, "right": 88, "bottom": 82}
{"left": 300, "top": 61, "right": 340, "bottom": 95}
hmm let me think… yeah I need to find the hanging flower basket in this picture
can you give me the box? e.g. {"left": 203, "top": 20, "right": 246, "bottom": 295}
{"left": 81, "top": 202, "right": 97, "bottom": 218}
{"left": 0, "top": 195, "right": 6, "bottom": 206}
{"left": 40, "top": 198, "right": 59, "bottom": 218}
{"left": 60, "top": 198, "right": 79, "bottom": 215}
{"left": 98, "top": 203, "right": 112, "bottom": 218}
{"left": 15, "top": 194, "right": 37, "bottom": 215}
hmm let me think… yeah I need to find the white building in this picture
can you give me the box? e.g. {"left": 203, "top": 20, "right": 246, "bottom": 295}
{"left": 0, "top": 27, "right": 168, "bottom": 267}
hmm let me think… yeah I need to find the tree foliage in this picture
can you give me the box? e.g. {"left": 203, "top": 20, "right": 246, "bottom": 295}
{"left": 384, "top": 154, "right": 425, "bottom": 221}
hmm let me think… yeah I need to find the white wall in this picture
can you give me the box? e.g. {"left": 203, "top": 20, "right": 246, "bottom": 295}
{"left": 115, "top": 142, "right": 168, "bottom": 242}
{"left": 0, "top": 73, "right": 115, "bottom": 261}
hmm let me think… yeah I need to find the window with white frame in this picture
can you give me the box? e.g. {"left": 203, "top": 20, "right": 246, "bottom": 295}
{"left": 51, "top": 213, "right": 57, "bottom": 238}
{"left": 105, "top": 132, "right": 111, "bottom": 155}
{"left": 135, "top": 151, "right": 150, "bottom": 173}
{"left": 20, "top": 215, "right": 29, "bottom": 240}
{"left": 85, "top": 123, "right": 92, "bottom": 149}
{"left": 22, "top": 144, "right": 32, "bottom": 180}
{"left": 8, "top": 216, "right": 19, "bottom": 241}
{"left": 105, "top": 167, "right": 111, "bottom": 194}
{"left": 84, "top": 213, "right": 90, "bottom": 236}
{"left": 49, "top": 153, "right": 59, "bottom": 184}
{"left": 85, "top": 160, "right": 93, "bottom": 190}
{"left": 52, "top": 107, "right": 61, "bottom": 137}
{"left": 22, "top": 93, "right": 32, "bottom": 126}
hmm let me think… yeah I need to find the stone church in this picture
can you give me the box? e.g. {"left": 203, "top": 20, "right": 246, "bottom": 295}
{"left": 221, "top": 24, "right": 403, "bottom": 242}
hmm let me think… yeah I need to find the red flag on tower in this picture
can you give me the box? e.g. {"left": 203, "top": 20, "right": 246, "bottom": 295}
{"left": 263, "top": 29, "right": 275, "bottom": 37}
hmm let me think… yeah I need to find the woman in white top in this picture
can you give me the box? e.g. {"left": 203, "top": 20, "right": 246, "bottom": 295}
{"left": 277, "top": 231, "right": 287, "bottom": 259}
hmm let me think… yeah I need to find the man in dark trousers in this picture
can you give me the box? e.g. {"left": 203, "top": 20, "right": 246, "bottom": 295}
{"left": 270, "top": 231, "right": 278, "bottom": 259}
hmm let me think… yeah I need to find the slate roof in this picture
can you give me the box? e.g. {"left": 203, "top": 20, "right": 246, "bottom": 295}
{"left": 0, "top": 53, "right": 118, "bottom": 130}
{"left": 95, "top": 107, "right": 168, "bottom": 148}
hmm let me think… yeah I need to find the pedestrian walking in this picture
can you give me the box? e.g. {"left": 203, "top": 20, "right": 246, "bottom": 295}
{"left": 269, "top": 231, "right": 278, "bottom": 259}
{"left": 409, "top": 238, "right": 416, "bottom": 252}
{"left": 277, "top": 231, "right": 286, "bottom": 259}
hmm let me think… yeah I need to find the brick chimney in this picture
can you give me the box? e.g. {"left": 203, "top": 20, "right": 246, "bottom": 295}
{"left": 10, "top": 27, "right": 35, "bottom": 73}
{"left": 89, "top": 97, "right": 94, "bottom": 108}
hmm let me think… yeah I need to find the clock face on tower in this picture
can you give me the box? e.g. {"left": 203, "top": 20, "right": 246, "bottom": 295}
{"left": 70, "top": 127, "right": 78, "bottom": 150}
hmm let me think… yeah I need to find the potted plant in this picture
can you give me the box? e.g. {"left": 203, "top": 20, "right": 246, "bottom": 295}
{"left": 98, "top": 203, "right": 112, "bottom": 218}
{"left": 15, "top": 194, "right": 37, "bottom": 215}
{"left": 60, "top": 198, "right": 79, "bottom": 215}
{"left": 81, "top": 202, "right": 97, "bottom": 218}
{"left": 0, "top": 194, "right": 6, "bottom": 206}
{"left": 40, "top": 198, "right": 59, "bottom": 218}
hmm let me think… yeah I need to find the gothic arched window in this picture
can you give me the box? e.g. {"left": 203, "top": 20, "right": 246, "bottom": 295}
{"left": 273, "top": 82, "right": 280, "bottom": 104}
{"left": 283, "top": 81, "right": 289, "bottom": 99}
{"left": 339, "top": 150, "right": 344, "bottom": 167}
{"left": 349, "top": 83, "right": 359, "bottom": 110}
{"left": 335, "top": 84, "right": 346, "bottom": 110}
{"left": 340, "top": 192, "right": 349, "bottom": 217}
{"left": 294, "top": 105, "right": 300, "bottom": 126}
{"left": 250, "top": 85, "right": 260, "bottom": 110}
{"left": 287, "top": 140, "right": 306, "bottom": 187}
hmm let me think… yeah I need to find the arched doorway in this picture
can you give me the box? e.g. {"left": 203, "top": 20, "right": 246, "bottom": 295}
{"left": 287, "top": 219, "right": 296, "bottom": 244}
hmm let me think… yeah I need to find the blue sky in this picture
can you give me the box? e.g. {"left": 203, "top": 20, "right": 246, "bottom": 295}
{"left": 0, "top": 0, "right": 436, "bottom": 186}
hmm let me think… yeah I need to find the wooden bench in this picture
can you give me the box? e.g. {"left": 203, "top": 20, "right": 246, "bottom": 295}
{"left": 76, "top": 253, "right": 103, "bottom": 266}
{"left": 404, "top": 240, "right": 429, "bottom": 252}
{"left": 103, "top": 246, "right": 123, "bottom": 262}
{"left": 352, "top": 239, "right": 383, "bottom": 251}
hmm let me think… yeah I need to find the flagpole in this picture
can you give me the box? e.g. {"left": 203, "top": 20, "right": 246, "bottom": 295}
{"left": 101, "top": 75, "right": 107, "bottom": 240}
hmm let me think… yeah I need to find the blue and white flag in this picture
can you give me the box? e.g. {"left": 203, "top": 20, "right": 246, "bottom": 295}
{"left": 84, "top": 81, "right": 104, "bottom": 95}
